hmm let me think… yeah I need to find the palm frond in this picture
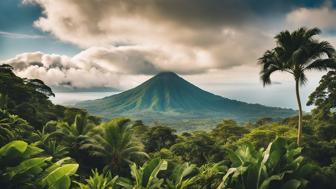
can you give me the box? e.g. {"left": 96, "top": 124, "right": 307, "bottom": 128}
{"left": 304, "top": 27, "right": 321, "bottom": 39}
{"left": 260, "top": 65, "right": 280, "bottom": 86}
{"left": 298, "top": 41, "right": 336, "bottom": 65}
{"left": 304, "top": 58, "right": 336, "bottom": 71}
{"left": 275, "top": 30, "right": 292, "bottom": 50}
{"left": 298, "top": 72, "right": 308, "bottom": 86}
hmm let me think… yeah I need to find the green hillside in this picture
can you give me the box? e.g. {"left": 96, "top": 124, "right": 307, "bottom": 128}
{"left": 76, "top": 72, "right": 295, "bottom": 122}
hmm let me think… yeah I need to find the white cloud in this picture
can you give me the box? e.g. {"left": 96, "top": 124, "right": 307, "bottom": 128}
{"left": 1, "top": 46, "right": 220, "bottom": 89}
{"left": 0, "top": 31, "right": 45, "bottom": 39}
{"left": 2, "top": 50, "right": 130, "bottom": 89}
{"left": 286, "top": 2, "right": 336, "bottom": 30}
{"left": 2, "top": 37, "right": 272, "bottom": 89}
{"left": 22, "top": 0, "right": 274, "bottom": 73}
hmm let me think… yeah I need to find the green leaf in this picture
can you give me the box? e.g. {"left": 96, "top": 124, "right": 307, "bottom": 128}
{"left": 259, "top": 170, "right": 293, "bottom": 189}
{"left": 116, "top": 177, "right": 133, "bottom": 189}
{"left": 8, "top": 157, "right": 52, "bottom": 178}
{"left": 0, "top": 140, "right": 27, "bottom": 157}
{"left": 42, "top": 163, "right": 79, "bottom": 188}
{"left": 142, "top": 158, "right": 167, "bottom": 187}
{"left": 44, "top": 157, "right": 72, "bottom": 174}
{"left": 226, "top": 148, "right": 243, "bottom": 167}
{"left": 22, "top": 145, "right": 44, "bottom": 158}
{"left": 217, "top": 167, "right": 237, "bottom": 189}
{"left": 280, "top": 179, "right": 302, "bottom": 189}
{"left": 49, "top": 175, "right": 71, "bottom": 189}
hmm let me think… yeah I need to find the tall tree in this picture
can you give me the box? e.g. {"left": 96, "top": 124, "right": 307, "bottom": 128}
{"left": 259, "top": 27, "right": 336, "bottom": 145}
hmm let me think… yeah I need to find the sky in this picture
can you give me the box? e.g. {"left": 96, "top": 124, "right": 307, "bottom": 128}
{"left": 1, "top": 0, "right": 336, "bottom": 111}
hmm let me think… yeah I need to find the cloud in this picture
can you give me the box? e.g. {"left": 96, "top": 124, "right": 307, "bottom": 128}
{"left": 11, "top": 0, "right": 335, "bottom": 90}
{"left": 22, "top": 0, "right": 298, "bottom": 72}
{"left": 0, "top": 31, "right": 45, "bottom": 39}
{"left": 2, "top": 29, "right": 278, "bottom": 89}
{"left": 72, "top": 46, "right": 219, "bottom": 75}
{"left": 0, "top": 48, "right": 289, "bottom": 95}
{"left": 2, "top": 51, "right": 122, "bottom": 88}
{"left": 24, "top": 0, "right": 305, "bottom": 38}
{"left": 286, "top": 2, "right": 336, "bottom": 31}
{"left": 1, "top": 46, "right": 219, "bottom": 88}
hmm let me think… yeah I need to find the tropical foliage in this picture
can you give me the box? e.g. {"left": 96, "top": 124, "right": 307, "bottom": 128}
{"left": 0, "top": 140, "right": 78, "bottom": 189}
{"left": 81, "top": 118, "right": 148, "bottom": 174}
{"left": 0, "top": 27, "right": 336, "bottom": 189}
{"left": 218, "top": 138, "right": 314, "bottom": 189}
{"left": 75, "top": 169, "right": 119, "bottom": 189}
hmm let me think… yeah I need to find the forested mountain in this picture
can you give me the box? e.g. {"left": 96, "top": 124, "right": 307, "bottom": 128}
{"left": 77, "top": 72, "right": 295, "bottom": 123}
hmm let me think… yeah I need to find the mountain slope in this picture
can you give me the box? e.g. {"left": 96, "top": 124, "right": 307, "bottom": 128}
{"left": 76, "top": 72, "right": 295, "bottom": 122}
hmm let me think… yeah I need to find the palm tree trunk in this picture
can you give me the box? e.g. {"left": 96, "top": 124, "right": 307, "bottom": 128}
{"left": 295, "top": 79, "right": 303, "bottom": 146}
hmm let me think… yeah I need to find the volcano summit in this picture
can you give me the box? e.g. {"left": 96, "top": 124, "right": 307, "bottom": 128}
{"left": 76, "top": 72, "right": 295, "bottom": 126}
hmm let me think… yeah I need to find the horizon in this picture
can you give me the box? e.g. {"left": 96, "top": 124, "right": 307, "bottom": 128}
{"left": 50, "top": 71, "right": 318, "bottom": 111}
{"left": 1, "top": 0, "right": 336, "bottom": 111}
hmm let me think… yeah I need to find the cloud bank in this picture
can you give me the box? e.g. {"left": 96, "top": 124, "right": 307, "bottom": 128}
{"left": 5, "top": 0, "right": 335, "bottom": 90}
{"left": 22, "top": 0, "right": 294, "bottom": 74}
{"left": 2, "top": 45, "right": 224, "bottom": 88}
{"left": 286, "top": 2, "right": 336, "bottom": 31}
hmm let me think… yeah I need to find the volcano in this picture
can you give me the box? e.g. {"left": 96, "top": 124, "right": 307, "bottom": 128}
{"left": 76, "top": 72, "right": 295, "bottom": 124}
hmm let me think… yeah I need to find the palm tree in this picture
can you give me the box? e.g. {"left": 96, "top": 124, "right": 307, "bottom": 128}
{"left": 81, "top": 118, "right": 148, "bottom": 173}
{"left": 57, "top": 114, "right": 94, "bottom": 149}
{"left": 259, "top": 27, "right": 336, "bottom": 145}
{"left": 32, "top": 123, "right": 69, "bottom": 160}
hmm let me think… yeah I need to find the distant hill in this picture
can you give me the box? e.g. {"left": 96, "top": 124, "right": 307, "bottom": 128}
{"left": 76, "top": 72, "right": 295, "bottom": 127}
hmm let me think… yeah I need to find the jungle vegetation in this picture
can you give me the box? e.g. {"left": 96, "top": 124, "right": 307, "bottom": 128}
{"left": 0, "top": 27, "right": 336, "bottom": 189}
